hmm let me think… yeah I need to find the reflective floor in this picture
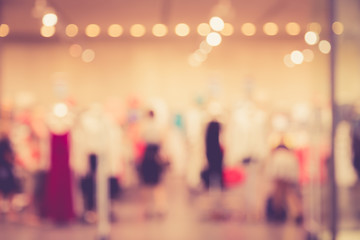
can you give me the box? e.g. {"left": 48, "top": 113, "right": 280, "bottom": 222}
{"left": 0, "top": 173, "right": 309, "bottom": 240}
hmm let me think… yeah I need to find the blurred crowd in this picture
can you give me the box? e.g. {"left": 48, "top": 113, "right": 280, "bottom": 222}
{"left": 0, "top": 95, "right": 338, "bottom": 227}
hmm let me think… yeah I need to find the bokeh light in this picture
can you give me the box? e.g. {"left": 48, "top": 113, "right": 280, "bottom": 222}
{"left": 199, "top": 40, "right": 213, "bottom": 54}
{"left": 130, "top": 24, "right": 146, "bottom": 37}
{"left": 108, "top": 24, "right": 123, "bottom": 37}
{"left": 209, "top": 16, "right": 225, "bottom": 31}
{"left": 42, "top": 13, "right": 58, "bottom": 27}
{"left": 284, "top": 54, "right": 295, "bottom": 68}
{"left": 53, "top": 103, "right": 68, "bottom": 118}
{"left": 285, "top": 22, "right": 301, "bottom": 36}
{"left": 241, "top": 23, "right": 256, "bottom": 36}
{"left": 263, "top": 22, "right": 279, "bottom": 36}
{"left": 82, "top": 49, "right": 95, "bottom": 63}
{"left": 85, "top": 24, "right": 101, "bottom": 37}
{"left": 175, "top": 23, "right": 190, "bottom": 37}
{"left": 65, "top": 24, "right": 78, "bottom": 37}
{"left": 197, "top": 23, "right": 211, "bottom": 36}
{"left": 290, "top": 50, "right": 304, "bottom": 64}
{"left": 319, "top": 40, "right": 331, "bottom": 54}
{"left": 332, "top": 21, "right": 344, "bottom": 35}
{"left": 206, "top": 32, "right": 222, "bottom": 46}
{"left": 304, "top": 31, "right": 319, "bottom": 45}
{"left": 152, "top": 24, "right": 168, "bottom": 37}
{"left": 302, "top": 49, "right": 314, "bottom": 62}
{"left": 69, "top": 44, "right": 83, "bottom": 58}
{"left": 307, "top": 22, "right": 322, "bottom": 33}
{"left": 0, "top": 24, "right": 10, "bottom": 37}
{"left": 221, "top": 23, "right": 234, "bottom": 36}
{"left": 40, "top": 25, "right": 55, "bottom": 37}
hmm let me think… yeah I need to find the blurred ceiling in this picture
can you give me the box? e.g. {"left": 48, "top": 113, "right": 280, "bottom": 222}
{"left": 1, "top": 0, "right": 329, "bottom": 41}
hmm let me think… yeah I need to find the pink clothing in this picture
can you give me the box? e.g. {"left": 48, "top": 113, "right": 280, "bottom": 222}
{"left": 44, "top": 132, "right": 74, "bottom": 222}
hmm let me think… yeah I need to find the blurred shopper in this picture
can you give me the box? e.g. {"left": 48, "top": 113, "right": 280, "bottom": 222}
{"left": 0, "top": 132, "right": 21, "bottom": 221}
{"left": 139, "top": 109, "right": 168, "bottom": 218}
{"left": 265, "top": 139, "right": 303, "bottom": 224}
{"left": 202, "top": 120, "right": 224, "bottom": 190}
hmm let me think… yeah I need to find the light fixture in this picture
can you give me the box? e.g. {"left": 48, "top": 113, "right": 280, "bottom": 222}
{"left": 209, "top": 16, "right": 225, "bottom": 32}
{"left": 130, "top": 24, "right": 146, "bottom": 37}
{"left": 290, "top": 50, "right": 304, "bottom": 64}
{"left": 175, "top": 23, "right": 190, "bottom": 37}
{"left": 304, "top": 31, "right": 319, "bottom": 45}
{"left": 42, "top": 13, "right": 58, "bottom": 26}
{"left": 206, "top": 32, "right": 222, "bottom": 46}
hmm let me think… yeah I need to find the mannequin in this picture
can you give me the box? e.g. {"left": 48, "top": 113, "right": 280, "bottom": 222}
{"left": 43, "top": 102, "right": 75, "bottom": 223}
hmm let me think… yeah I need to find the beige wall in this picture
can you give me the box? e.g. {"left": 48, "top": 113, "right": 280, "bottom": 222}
{"left": 1, "top": 36, "right": 331, "bottom": 112}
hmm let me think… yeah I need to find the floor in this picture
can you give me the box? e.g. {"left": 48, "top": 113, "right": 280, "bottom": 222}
{"left": 1, "top": 172, "right": 359, "bottom": 240}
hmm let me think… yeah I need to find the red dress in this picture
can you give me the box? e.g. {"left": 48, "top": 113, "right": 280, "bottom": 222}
{"left": 44, "top": 132, "right": 74, "bottom": 222}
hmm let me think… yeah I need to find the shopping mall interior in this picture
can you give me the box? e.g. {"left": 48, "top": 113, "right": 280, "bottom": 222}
{"left": 1, "top": 0, "right": 360, "bottom": 239}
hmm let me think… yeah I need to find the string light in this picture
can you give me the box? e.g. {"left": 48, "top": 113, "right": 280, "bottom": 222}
{"left": 42, "top": 13, "right": 58, "bottom": 26}
{"left": 319, "top": 40, "right": 331, "bottom": 54}
{"left": 108, "top": 24, "right": 123, "bottom": 37}
{"left": 41, "top": 25, "right": 55, "bottom": 37}
{"left": 209, "top": 16, "right": 225, "bottom": 31}
{"left": 197, "top": 23, "right": 211, "bottom": 36}
{"left": 221, "top": 23, "right": 234, "bottom": 36}
{"left": 241, "top": 23, "right": 256, "bottom": 36}
{"left": 206, "top": 32, "right": 222, "bottom": 46}
{"left": 290, "top": 50, "right": 304, "bottom": 64}
{"left": 85, "top": 24, "right": 101, "bottom": 37}
{"left": 0, "top": 24, "right": 10, "bottom": 37}
{"left": 304, "top": 31, "right": 319, "bottom": 45}
{"left": 152, "top": 24, "right": 168, "bottom": 37}
{"left": 332, "top": 21, "right": 344, "bottom": 35}
{"left": 130, "top": 24, "right": 146, "bottom": 37}
{"left": 175, "top": 23, "right": 190, "bottom": 37}
{"left": 285, "top": 22, "right": 301, "bottom": 36}
{"left": 263, "top": 22, "right": 278, "bottom": 36}
{"left": 65, "top": 24, "right": 78, "bottom": 37}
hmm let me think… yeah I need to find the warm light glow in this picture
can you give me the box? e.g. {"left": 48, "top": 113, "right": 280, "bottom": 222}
{"left": 284, "top": 54, "right": 295, "bottom": 68}
{"left": 65, "top": 24, "right": 78, "bottom": 37}
{"left": 302, "top": 49, "right": 314, "bottom": 62}
{"left": 221, "top": 23, "right": 234, "bottom": 36}
{"left": 42, "top": 13, "right": 58, "bottom": 27}
{"left": 152, "top": 24, "right": 168, "bottom": 37}
{"left": 188, "top": 54, "right": 202, "bottom": 67}
{"left": 194, "top": 49, "right": 207, "bottom": 62}
{"left": 197, "top": 23, "right": 211, "bottom": 36}
{"left": 304, "top": 31, "right": 319, "bottom": 45}
{"left": 82, "top": 49, "right": 95, "bottom": 63}
{"left": 69, "top": 44, "right": 82, "bottom": 58}
{"left": 290, "top": 50, "right": 304, "bottom": 64}
{"left": 175, "top": 23, "right": 190, "bottom": 37}
{"left": 307, "top": 22, "right": 322, "bottom": 33}
{"left": 263, "top": 22, "right": 278, "bottom": 36}
{"left": 332, "top": 21, "right": 344, "bottom": 35}
{"left": 108, "top": 24, "right": 123, "bottom": 37}
{"left": 0, "top": 24, "right": 10, "bottom": 37}
{"left": 206, "top": 32, "right": 222, "bottom": 46}
{"left": 130, "top": 24, "right": 146, "bottom": 37}
{"left": 40, "top": 25, "right": 55, "bottom": 37}
{"left": 209, "top": 16, "right": 225, "bottom": 31}
{"left": 241, "top": 23, "right": 256, "bottom": 36}
{"left": 85, "top": 24, "right": 101, "bottom": 37}
{"left": 285, "top": 22, "right": 301, "bottom": 36}
{"left": 319, "top": 40, "right": 331, "bottom": 54}
{"left": 53, "top": 103, "right": 68, "bottom": 118}
{"left": 199, "top": 40, "right": 213, "bottom": 54}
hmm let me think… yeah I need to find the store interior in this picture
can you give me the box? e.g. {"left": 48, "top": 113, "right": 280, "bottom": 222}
{"left": 1, "top": 0, "right": 360, "bottom": 240}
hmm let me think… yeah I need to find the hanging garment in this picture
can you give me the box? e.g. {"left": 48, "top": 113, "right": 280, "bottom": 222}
{"left": 44, "top": 131, "right": 74, "bottom": 222}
